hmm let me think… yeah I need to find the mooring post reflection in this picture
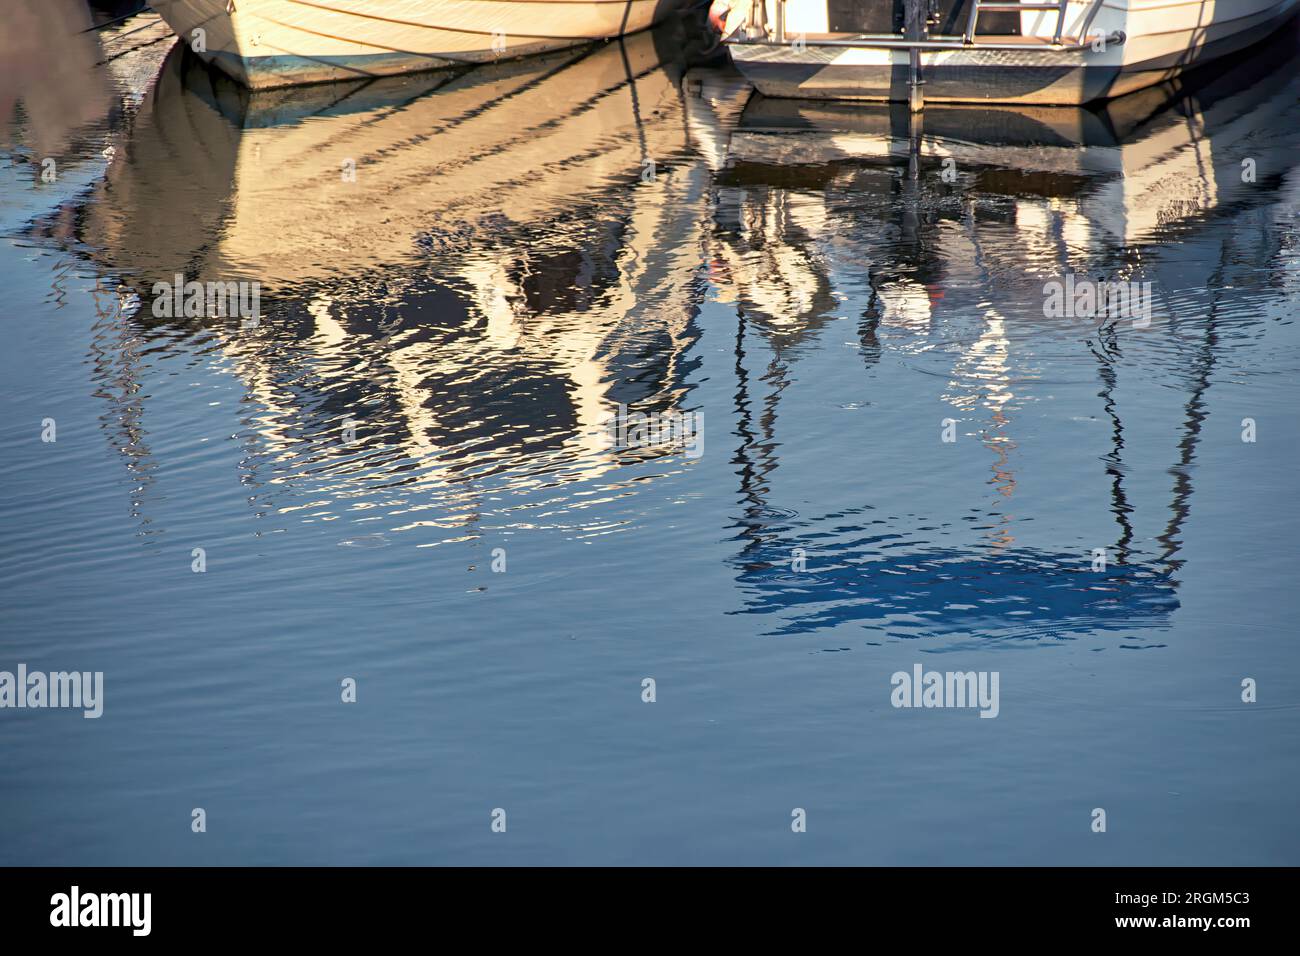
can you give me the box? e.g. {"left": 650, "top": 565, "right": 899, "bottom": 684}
{"left": 1, "top": 2, "right": 1298, "bottom": 868}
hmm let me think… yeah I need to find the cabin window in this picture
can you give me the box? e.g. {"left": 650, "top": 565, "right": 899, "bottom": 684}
{"left": 823, "top": 0, "right": 1020, "bottom": 36}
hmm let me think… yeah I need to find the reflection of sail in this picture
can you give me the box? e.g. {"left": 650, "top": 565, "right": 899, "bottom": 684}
{"left": 71, "top": 17, "right": 718, "bottom": 537}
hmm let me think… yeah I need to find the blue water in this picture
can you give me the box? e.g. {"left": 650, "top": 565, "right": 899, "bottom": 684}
{"left": 1, "top": 3, "right": 1299, "bottom": 865}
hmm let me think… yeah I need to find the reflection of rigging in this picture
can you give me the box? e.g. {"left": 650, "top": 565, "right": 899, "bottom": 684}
{"left": 1153, "top": 238, "right": 1230, "bottom": 580}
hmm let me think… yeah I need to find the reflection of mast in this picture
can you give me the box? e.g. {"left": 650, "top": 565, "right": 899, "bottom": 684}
{"left": 729, "top": 308, "right": 776, "bottom": 574}
{"left": 87, "top": 280, "right": 161, "bottom": 538}
{"left": 1087, "top": 234, "right": 1227, "bottom": 583}
{"left": 1090, "top": 326, "right": 1137, "bottom": 565}
{"left": 1152, "top": 243, "right": 1230, "bottom": 580}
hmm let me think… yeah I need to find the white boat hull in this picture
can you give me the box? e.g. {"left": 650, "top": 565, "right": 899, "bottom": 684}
{"left": 725, "top": 0, "right": 1300, "bottom": 104}
{"left": 152, "top": 0, "right": 684, "bottom": 88}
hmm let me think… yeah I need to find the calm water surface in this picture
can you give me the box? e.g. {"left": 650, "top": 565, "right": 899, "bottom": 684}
{"left": 2, "top": 2, "right": 1299, "bottom": 864}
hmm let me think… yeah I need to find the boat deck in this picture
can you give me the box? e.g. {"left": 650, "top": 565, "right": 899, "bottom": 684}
{"left": 755, "top": 32, "right": 1098, "bottom": 46}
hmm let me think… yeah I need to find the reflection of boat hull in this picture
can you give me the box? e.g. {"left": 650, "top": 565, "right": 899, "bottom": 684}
{"left": 152, "top": 0, "right": 682, "bottom": 88}
{"left": 725, "top": 0, "right": 1300, "bottom": 104}
{"left": 84, "top": 26, "right": 696, "bottom": 288}
{"left": 76, "top": 18, "right": 712, "bottom": 482}
{"left": 708, "top": 16, "right": 1300, "bottom": 245}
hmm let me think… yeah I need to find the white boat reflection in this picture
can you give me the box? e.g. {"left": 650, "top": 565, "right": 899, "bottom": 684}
{"left": 686, "top": 33, "right": 1300, "bottom": 638}
{"left": 71, "top": 19, "right": 720, "bottom": 532}
{"left": 707, "top": 17, "right": 1300, "bottom": 244}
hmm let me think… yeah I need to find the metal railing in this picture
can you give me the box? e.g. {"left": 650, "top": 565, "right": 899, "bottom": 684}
{"left": 748, "top": 0, "right": 1121, "bottom": 51}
